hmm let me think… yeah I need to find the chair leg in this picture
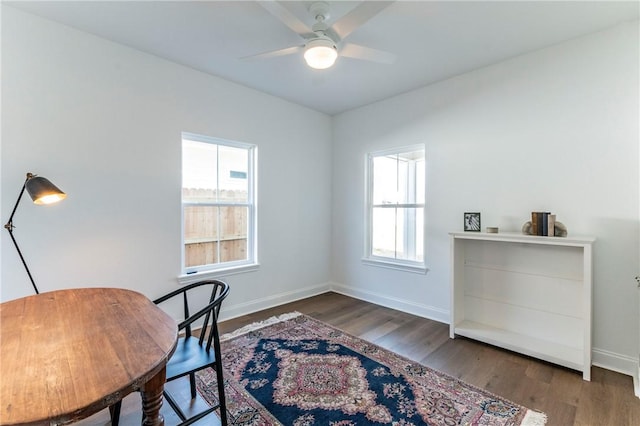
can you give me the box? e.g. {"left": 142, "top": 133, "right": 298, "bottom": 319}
{"left": 164, "top": 390, "right": 188, "bottom": 422}
{"left": 189, "top": 372, "right": 197, "bottom": 399}
{"left": 215, "top": 363, "right": 228, "bottom": 426}
{"left": 108, "top": 401, "right": 121, "bottom": 426}
{"left": 164, "top": 388, "right": 219, "bottom": 426}
{"left": 178, "top": 406, "right": 218, "bottom": 426}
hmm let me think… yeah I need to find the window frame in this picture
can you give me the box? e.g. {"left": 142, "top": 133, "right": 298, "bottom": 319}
{"left": 179, "top": 132, "right": 258, "bottom": 284}
{"left": 363, "top": 144, "right": 428, "bottom": 274}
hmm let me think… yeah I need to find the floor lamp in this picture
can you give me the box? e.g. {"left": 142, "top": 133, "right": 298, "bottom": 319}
{"left": 4, "top": 173, "right": 67, "bottom": 294}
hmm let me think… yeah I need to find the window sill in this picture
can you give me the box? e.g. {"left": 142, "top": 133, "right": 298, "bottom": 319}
{"left": 361, "top": 257, "right": 429, "bottom": 274}
{"left": 178, "top": 263, "right": 260, "bottom": 285}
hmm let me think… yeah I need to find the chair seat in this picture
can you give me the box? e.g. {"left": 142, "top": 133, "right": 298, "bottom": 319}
{"left": 166, "top": 336, "right": 219, "bottom": 381}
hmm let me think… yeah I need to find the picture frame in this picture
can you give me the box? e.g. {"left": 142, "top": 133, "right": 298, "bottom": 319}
{"left": 464, "top": 212, "right": 481, "bottom": 232}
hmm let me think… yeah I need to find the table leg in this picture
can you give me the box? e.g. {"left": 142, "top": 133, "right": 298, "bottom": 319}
{"left": 140, "top": 367, "right": 166, "bottom": 426}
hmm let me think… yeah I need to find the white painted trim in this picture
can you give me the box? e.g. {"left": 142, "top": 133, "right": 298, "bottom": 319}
{"left": 363, "top": 144, "right": 427, "bottom": 269}
{"left": 178, "top": 263, "right": 260, "bottom": 285}
{"left": 592, "top": 347, "right": 639, "bottom": 380}
{"left": 634, "top": 362, "right": 640, "bottom": 398}
{"left": 361, "top": 258, "right": 429, "bottom": 274}
{"left": 219, "top": 281, "right": 331, "bottom": 322}
{"left": 180, "top": 132, "right": 258, "bottom": 277}
{"left": 329, "top": 281, "right": 449, "bottom": 324}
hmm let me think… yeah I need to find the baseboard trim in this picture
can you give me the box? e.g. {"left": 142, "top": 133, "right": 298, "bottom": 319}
{"left": 592, "top": 347, "right": 639, "bottom": 382}
{"left": 220, "top": 281, "right": 331, "bottom": 322}
{"left": 329, "top": 281, "right": 449, "bottom": 324}
{"left": 634, "top": 363, "right": 640, "bottom": 398}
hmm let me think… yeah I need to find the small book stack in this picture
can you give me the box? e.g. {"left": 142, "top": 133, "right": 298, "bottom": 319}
{"left": 531, "top": 212, "right": 556, "bottom": 236}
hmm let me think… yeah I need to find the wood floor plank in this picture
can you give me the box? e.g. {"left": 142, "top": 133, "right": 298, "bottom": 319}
{"left": 75, "top": 292, "right": 639, "bottom": 425}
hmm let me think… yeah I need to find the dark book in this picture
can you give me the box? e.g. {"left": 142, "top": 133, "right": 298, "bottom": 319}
{"left": 541, "top": 212, "right": 549, "bottom": 236}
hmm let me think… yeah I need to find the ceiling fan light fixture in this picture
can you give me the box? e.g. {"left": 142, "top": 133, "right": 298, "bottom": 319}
{"left": 304, "top": 37, "right": 337, "bottom": 69}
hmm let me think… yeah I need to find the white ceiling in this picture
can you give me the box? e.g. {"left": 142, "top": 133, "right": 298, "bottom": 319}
{"left": 6, "top": 1, "right": 639, "bottom": 115}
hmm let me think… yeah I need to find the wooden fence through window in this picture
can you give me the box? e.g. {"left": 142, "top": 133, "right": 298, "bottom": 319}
{"left": 183, "top": 189, "right": 248, "bottom": 267}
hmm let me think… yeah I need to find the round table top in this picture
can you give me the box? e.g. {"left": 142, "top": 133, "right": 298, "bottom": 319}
{"left": 0, "top": 288, "right": 178, "bottom": 425}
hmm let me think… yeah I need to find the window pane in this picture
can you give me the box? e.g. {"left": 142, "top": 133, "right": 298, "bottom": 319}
{"left": 183, "top": 205, "right": 248, "bottom": 268}
{"left": 218, "top": 145, "right": 248, "bottom": 203}
{"left": 184, "top": 205, "right": 218, "bottom": 267}
{"left": 373, "top": 207, "right": 423, "bottom": 261}
{"left": 372, "top": 156, "right": 399, "bottom": 205}
{"left": 372, "top": 207, "right": 395, "bottom": 258}
{"left": 184, "top": 205, "right": 218, "bottom": 242}
{"left": 220, "top": 206, "right": 248, "bottom": 263}
{"left": 397, "top": 207, "right": 423, "bottom": 262}
{"left": 182, "top": 140, "right": 217, "bottom": 203}
{"left": 396, "top": 158, "right": 409, "bottom": 204}
{"left": 372, "top": 150, "right": 425, "bottom": 206}
{"left": 396, "top": 149, "right": 424, "bottom": 204}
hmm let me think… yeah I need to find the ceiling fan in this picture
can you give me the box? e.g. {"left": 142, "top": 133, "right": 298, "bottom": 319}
{"left": 246, "top": 1, "right": 396, "bottom": 69}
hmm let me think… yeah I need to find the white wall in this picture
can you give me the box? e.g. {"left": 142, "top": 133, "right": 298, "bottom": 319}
{"left": 0, "top": 6, "right": 333, "bottom": 318}
{"left": 332, "top": 21, "right": 639, "bottom": 374}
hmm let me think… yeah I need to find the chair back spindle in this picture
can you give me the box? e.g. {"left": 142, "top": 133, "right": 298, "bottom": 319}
{"left": 182, "top": 292, "right": 191, "bottom": 338}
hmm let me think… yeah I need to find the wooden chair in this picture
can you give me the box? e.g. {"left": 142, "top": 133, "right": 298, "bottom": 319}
{"left": 110, "top": 280, "right": 230, "bottom": 425}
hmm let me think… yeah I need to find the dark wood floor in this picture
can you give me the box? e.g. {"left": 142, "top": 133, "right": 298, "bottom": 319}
{"left": 78, "top": 292, "right": 640, "bottom": 425}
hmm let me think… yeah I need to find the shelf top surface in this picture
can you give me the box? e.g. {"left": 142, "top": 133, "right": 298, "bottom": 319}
{"left": 449, "top": 231, "right": 595, "bottom": 246}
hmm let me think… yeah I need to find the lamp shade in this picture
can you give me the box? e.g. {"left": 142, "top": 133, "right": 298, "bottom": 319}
{"left": 25, "top": 176, "right": 67, "bottom": 205}
{"left": 304, "top": 37, "right": 337, "bottom": 70}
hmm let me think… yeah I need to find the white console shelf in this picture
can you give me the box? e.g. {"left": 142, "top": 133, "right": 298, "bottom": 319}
{"left": 449, "top": 231, "right": 595, "bottom": 380}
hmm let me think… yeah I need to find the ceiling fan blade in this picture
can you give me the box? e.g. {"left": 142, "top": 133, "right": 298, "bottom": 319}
{"left": 331, "top": 1, "right": 394, "bottom": 41}
{"left": 340, "top": 43, "right": 396, "bottom": 64}
{"left": 258, "top": 1, "right": 315, "bottom": 38}
{"left": 241, "top": 45, "right": 304, "bottom": 61}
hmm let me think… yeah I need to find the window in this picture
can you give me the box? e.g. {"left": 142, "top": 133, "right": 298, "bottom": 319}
{"left": 364, "top": 145, "right": 426, "bottom": 273}
{"left": 181, "top": 132, "right": 257, "bottom": 280}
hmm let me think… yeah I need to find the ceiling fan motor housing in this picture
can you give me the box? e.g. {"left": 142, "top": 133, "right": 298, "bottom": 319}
{"left": 309, "top": 1, "right": 331, "bottom": 22}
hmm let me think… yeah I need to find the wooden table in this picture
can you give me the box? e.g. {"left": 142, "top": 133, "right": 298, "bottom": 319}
{"left": 0, "top": 288, "right": 178, "bottom": 426}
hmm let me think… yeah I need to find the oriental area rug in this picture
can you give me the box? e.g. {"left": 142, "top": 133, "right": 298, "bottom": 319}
{"left": 196, "top": 312, "right": 547, "bottom": 426}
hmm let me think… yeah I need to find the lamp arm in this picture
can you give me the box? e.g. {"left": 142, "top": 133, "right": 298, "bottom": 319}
{"left": 5, "top": 225, "right": 39, "bottom": 294}
{"left": 4, "top": 174, "right": 31, "bottom": 231}
{"left": 3, "top": 173, "right": 40, "bottom": 294}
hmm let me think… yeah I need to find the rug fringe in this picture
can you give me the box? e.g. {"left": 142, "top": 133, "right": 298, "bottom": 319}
{"left": 521, "top": 409, "right": 547, "bottom": 426}
{"left": 221, "top": 311, "right": 302, "bottom": 341}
